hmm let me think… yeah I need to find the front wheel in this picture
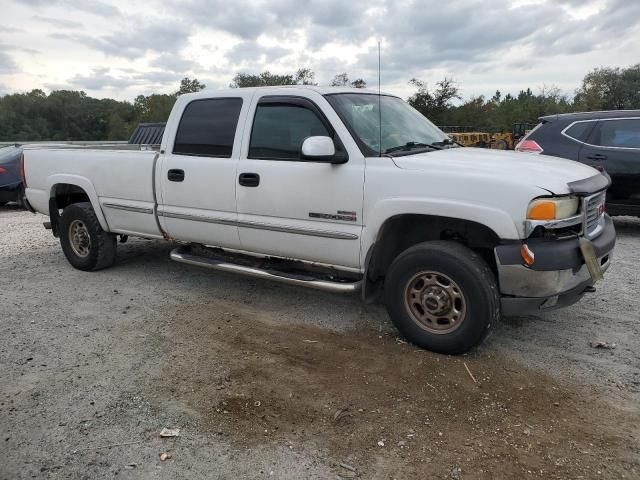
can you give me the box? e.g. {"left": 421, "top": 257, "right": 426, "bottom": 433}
{"left": 59, "top": 202, "right": 117, "bottom": 271}
{"left": 384, "top": 241, "right": 500, "bottom": 355}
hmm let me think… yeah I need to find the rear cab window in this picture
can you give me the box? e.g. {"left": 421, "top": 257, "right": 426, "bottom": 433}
{"left": 173, "top": 98, "right": 243, "bottom": 157}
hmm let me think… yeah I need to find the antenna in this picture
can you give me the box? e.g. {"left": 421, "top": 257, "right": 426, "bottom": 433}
{"left": 378, "top": 40, "right": 382, "bottom": 157}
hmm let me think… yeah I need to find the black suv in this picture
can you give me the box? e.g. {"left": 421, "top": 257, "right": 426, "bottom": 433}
{"left": 517, "top": 110, "right": 640, "bottom": 217}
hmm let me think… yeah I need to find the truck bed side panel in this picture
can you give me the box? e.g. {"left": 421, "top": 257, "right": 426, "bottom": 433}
{"left": 24, "top": 148, "right": 162, "bottom": 238}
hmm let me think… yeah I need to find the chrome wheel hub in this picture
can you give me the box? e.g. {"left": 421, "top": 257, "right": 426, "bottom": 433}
{"left": 69, "top": 220, "right": 91, "bottom": 258}
{"left": 404, "top": 271, "right": 466, "bottom": 334}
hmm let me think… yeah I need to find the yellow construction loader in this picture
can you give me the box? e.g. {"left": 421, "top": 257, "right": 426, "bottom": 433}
{"left": 442, "top": 123, "right": 535, "bottom": 149}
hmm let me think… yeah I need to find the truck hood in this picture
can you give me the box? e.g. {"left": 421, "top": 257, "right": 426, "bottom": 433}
{"left": 391, "top": 147, "right": 599, "bottom": 195}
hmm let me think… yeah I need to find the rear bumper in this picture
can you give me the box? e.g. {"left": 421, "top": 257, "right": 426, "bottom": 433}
{"left": 495, "top": 214, "right": 615, "bottom": 315}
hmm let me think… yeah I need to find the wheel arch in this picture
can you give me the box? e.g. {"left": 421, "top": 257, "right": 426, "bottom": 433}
{"left": 363, "top": 213, "right": 505, "bottom": 300}
{"left": 47, "top": 175, "right": 109, "bottom": 235}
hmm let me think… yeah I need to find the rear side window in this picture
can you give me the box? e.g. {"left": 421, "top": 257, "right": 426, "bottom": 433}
{"left": 594, "top": 119, "right": 640, "bottom": 148}
{"left": 564, "top": 121, "right": 595, "bottom": 142}
{"left": 173, "top": 98, "right": 243, "bottom": 157}
{"left": 249, "top": 104, "right": 331, "bottom": 160}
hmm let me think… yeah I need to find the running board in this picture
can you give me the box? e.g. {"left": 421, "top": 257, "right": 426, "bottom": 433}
{"left": 170, "top": 246, "right": 362, "bottom": 293}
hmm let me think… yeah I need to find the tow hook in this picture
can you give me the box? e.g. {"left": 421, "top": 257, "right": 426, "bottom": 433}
{"left": 584, "top": 285, "right": 596, "bottom": 293}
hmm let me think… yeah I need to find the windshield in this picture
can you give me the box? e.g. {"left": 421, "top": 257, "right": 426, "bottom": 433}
{"left": 325, "top": 93, "right": 453, "bottom": 156}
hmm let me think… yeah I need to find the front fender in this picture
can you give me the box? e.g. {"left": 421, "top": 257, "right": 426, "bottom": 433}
{"left": 46, "top": 174, "right": 110, "bottom": 231}
{"left": 361, "top": 197, "right": 520, "bottom": 266}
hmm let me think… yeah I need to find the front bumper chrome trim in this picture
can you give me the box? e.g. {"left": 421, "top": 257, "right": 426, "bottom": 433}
{"left": 497, "top": 253, "right": 611, "bottom": 298}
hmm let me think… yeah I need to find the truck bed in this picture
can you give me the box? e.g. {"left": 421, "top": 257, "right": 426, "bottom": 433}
{"left": 24, "top": 146, "right": 162, "bottom": 238}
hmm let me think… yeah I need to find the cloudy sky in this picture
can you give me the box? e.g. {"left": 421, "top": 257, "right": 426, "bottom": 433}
{"left": 1, "top": 0, "right": 638, "bottom": 102}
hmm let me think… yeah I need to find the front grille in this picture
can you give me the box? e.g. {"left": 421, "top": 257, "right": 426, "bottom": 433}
{"left": 584, "top": 191, "right": 606, "bottom": 238}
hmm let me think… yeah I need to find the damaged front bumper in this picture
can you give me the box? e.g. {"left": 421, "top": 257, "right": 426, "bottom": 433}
{"left": 495, "top": 214, "right": 616, "bottom": 316}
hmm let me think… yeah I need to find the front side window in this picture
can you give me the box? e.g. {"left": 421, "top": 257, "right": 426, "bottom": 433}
{"left": 249, "top": 103, "right": 331, "bottom": 160}
{"left": 564, "top": 121, "right": 595, "bottom": 142}
{"left": 325, "top": 93, "right": 451, "bottom": 156}
{"left": 595, "top": 119, "right": 640, "bottom": 148}
{"left": 173, "top": 98, "right": 243, "bottom": 157}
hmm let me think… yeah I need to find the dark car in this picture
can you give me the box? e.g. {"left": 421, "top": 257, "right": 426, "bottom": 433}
{"left": 0, "top": 146, "right": 24, "bottom": 207}
{"left": 517, "top": 110, "right": 640, "bottom": 217}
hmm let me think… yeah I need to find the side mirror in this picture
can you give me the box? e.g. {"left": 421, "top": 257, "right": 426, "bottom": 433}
{"left": 301, "top": 136, "right": 336, "bottom": 162}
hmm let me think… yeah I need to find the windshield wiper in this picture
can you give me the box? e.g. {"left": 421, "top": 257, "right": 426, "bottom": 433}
{"left": 383, "top": 142, "right": 441, "bottom": 154}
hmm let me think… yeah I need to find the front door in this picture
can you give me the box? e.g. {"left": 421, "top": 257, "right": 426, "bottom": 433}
{"left": 159, "top": 94, "right": 251, "bottom": 247}
{"left": 236, "top": 94, "right": 364, "bottom": 270}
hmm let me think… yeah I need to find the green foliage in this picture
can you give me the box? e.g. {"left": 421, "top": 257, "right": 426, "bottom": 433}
{"left": 230, "top": 68, "right": 316, "bottom": 88}
{"left": 330, "top": 73, "right": 349, "bottom": 86}
{"left": 133, "top": 94, "right": 176, "bottom": 123}
{"left": 410, "top": 64, "right": 640, "bottom": 132}
{"left": 330, "top": 73, "right": 367, "bottom": 88}
{"left": 574, "top": 64, "right": 640, "bottom": 111}
{"left": 294, "top": 68, "right": 316, "bottom": 86}
{"left": 407, "top": 77, "right": 461, "bottom": 125}
{"left": 176, "top": 77, "right": 206, "bottom": 96}
{"left": 0, "top": 77, "right": 206, "bottom": 141}
{"left": 436, "top": 85, "right": 575, "bottom": 132}
{"left": 134, "top": 76, "right": 207, "bottom": 124}
{"left": 0, "top": 89, "right": 137, "bottom": 141}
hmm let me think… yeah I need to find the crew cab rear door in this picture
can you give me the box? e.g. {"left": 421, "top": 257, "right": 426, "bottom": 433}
{"left": 236, "top": 93, "right": 364, "bottom": 269}
{"left": 158, "top": 92, "right": 252, "bottom": 247}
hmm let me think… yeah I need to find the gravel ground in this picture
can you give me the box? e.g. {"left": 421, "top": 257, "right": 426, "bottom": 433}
{"left": 1, "top": 205, "right": 639, "bottom": 479}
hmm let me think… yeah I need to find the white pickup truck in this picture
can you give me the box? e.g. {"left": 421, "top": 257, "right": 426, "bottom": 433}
{"left": 22, "top": 86, "right": 616, "bottom": 354}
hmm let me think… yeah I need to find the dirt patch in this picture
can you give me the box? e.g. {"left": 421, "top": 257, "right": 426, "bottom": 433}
{"left": 154, "top": 301, "right": 640, "bottom": 479}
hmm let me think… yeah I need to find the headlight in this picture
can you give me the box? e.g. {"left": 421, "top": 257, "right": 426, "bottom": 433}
{"left": 527, "top": 197, "right": 579, "bottom": 220}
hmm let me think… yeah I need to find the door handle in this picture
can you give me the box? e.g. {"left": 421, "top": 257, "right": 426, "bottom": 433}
{"left": 586, "top": 154, "right": 607, "bottom": 161}
{"left": 239, "top": 172, "right": 260, "bottom": 187}
{"left": 168, "top": 169, "right": 185, "bottom": 182}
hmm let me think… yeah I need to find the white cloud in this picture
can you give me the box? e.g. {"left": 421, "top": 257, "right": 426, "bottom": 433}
{"left": 0, "top": 52, "right": 18, "bottom": 73}
{"left": 0, "top": 0, "right": 638, "bottom": 101}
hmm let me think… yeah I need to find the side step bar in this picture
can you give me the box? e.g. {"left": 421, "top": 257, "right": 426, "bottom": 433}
{"left": 170, "top": 246, "right": 362, "bottom": 293}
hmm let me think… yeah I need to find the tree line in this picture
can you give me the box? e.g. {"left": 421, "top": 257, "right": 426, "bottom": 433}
{"left": 408, "top": 64, "right": 640, "bottom": 131}
{"left": 0, "top": 65, "right": 638, "bottom": 141}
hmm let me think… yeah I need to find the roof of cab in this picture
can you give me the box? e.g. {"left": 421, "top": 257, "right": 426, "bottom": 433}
{"left": 540, "top": 109, "right": 640, "bottom": 122}
{"left": 178, "top": 85, "right": 395, "bottom": 100}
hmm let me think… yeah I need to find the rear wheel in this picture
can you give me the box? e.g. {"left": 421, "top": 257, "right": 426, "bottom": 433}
{"left": 59, "top": 202, "right": 116, "bottom": 271}
{"left": 384, "top": 241, "right": 500, "bottom": 354}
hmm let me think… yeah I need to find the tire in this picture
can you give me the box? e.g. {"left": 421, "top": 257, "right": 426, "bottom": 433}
{"left": 384, "top": 241, "right": 500, "bottom": 355}
{"left": 0, "top": 201, "right": 7, "bottom": 207}
{"left": 494, "top": 139, "right": 509, "bottom": 150}
{"left": 59, "top": 202, "right": 117, "bottom": 271}
{"left": 14, "top": 186, "right": 24, "bottom": 209}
